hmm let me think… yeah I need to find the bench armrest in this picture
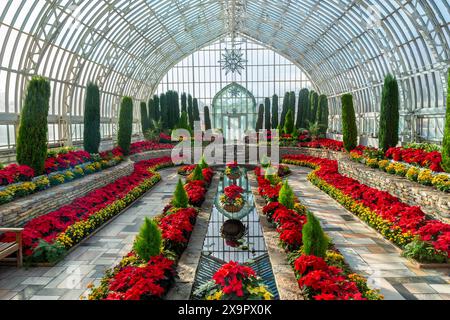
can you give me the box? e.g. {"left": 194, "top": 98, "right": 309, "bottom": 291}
{"left": 0, "top": 228, "right": 24, "bottom": 233}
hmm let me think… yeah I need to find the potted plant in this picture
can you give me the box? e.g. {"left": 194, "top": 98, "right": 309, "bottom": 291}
{"left": 220, "top": 184, "right": 245, "bottom": 213}
{"left": 225, "top": 162, "right": 241, "bottom": 180}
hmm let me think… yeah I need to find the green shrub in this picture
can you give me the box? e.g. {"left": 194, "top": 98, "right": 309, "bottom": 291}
{"left": 133, "top": 218, "right": 162, "bottom": 261}
{"left": 256, "top": 104, "right": 264, "bottom": 132}
{"left": 379, "top": 74, "right": 400, "bottom": 151}
{"left": 272, "top": 94, "right": 279, "bottom": 129}
{"left": 117, "top": 96, "right": 133, "bottom": 155}
{"left": 199, "top": 156, "right": 209, "bottom": 169}
{"left": 341, "top": 94, "right": 358, "bottom": 152}
{"left": 280, "top": 92, "right": 290, "bottom": 128}
{"left": 191, "top": 165, "right": 204, "bottom": 181}
{"left": 264, "top": 167, "right": 281, "bottom": 186}
{"left": 204, "top": 106, "right": 212, "bottom": 131}
{"left": 140, "top": 101, "right": 150, "bottom": 134}
{"left": 289, "top": 91, "right": 296, "bottom": 114}
{"left": 83, "top": 82, "right": 101, "bottom": 154}
{"left": 172, "top": 178, "right": 189, "bottom": 208}
{"left": 317, "top": 94, "right": 329, "bottom": 135}
{"left": 264, "top": 97, "right": 271, "bottom": 130}
{"left": 302, "top": 211, "right": 329, "bottom": 258}
{"left": 188, "top": 94, "right": 194, "bottom": 129}
{"left": 298, "top": 88, "right": 310, "bottom": 129}
{"left": 148, "top": 95, "right": 160, "bottom": 127}
{"left": 309, "top": 91, "right": 319, "bottom": 124}
{"left": 181, "top": 93, "right": 187, "bottom": 113}
{"left": 159, "top": 93, "right": 168, "bottom": 130}
{"left": 402, "top": 238, "right": 447, "bottom": 264}
{"left": 278, "top": 180, "right": 295, "bottom": 210}
{"left": 442, "top": 70, "right": 450, "bottom": 172}
{"left": 16, "top": 76, "right": 51, "bottom": 175}
{"left": 283, "top": 109, "right": 295, "bottom": 135}
{"left": 31, "top": 240, "right": 66, "bottom": 264}
{"left": 193, "top": 98, "right": 200, "bottom": 123}
{"left": 177, "top": 111, "right": 191, "bottom": 131}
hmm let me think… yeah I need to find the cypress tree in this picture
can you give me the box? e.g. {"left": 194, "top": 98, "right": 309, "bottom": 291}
{"left": 317, "top": 94, "right": 329, "bottom": 136}
{"left": 204, "top": 106, "right": 212, "bottom": 131}
{"left": 181, "top": 92, "right": 187, "bottom": 114}
{"left": 140, "top": 101, "right": 150, "bottom": 134}
{"left": 256, "top": 104, "right": 264, "bottom": 132}
{"left": 379, "top": 74, "right": 400, "bottom": 151}
{"left": 83, "top": 82, "right": 101, "bottom": 154}
{"left": 302, "top": 211, "right": 329, "bottom": 258}
{"left": 272, "top": 94, "right": 279, "bottom": 129}
{"left": 191, "top": 165, "right": 204, "bottom": 181}
{"left": 299, "top": 88, "right": 310, "bottom": 128}
{"left": 16, "top": 76, "right": 51, "bottom": 175}
{"left": 160, "top": 93, "right": 168, "bottom": 130}
{"left": 289, "top": 91, "right": 296, "bottom": 114}
{"left": 117, "top": 96, "right": 134, "bottom": 155}
{"left": 264, "top": 97, "right": 271, "bottom": 130}
{"left": 172, "top": 178, "right": 189, "bottom": 208}
{"left": 133, "top": 218, "right": 162, "bottom": 261}
{"left": 284, "top": 109, "right": 295, "bottom": 135}
{"left": 188, "top": 94, "right": 194, "bottom": 129}
{"left": 442, "top": 70, "right": 450, "bottom": 172}
{"left": 147, "top": 98, "right": 154, "bottom": 128}
{"left": 177, "top": 111, "right": 190, "bottom": 131}
{"left": 341, "top": 94, "right": 358, "bottom": 152}
{"left": 309, "top": 91, "right": 319, "bottom": 124}
{"left": 278, "top": 180, "right": 295, "bottom": 210}
{"left": 173, "top": 91, "right": 180, "bottom": 128}
{"left": 193, "top": 98, "right": 200, "bottom": 123}
{"left": 153, "top": 94, "right": 160, "bottom": 122}
{"left": 280, "top": 92, "right": 290, "bottom": 128}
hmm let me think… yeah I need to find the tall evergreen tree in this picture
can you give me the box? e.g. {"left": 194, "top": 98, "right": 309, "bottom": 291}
{"left": 289, "top": 91, "right": 296, "bottom": 114}
{"left": 83, "top": 82, "right": 101, "bottom": 154}
{"left": 299, "top": 88, "right": 310, "bottom": 128}
{"left": 442, "top": 70, "right": 450, "bottom": 172}
{"left": 204, "top": 106, "right": 212, "bottom": 131}
{"left": 187, "top": 94, "right": 194, "bottom": 129}
{"left": 341, "top": 94, "right": 358, "bottom": 152}
{"left": 280, "top": 92, "right": 290, "bottom": 128}
{"left": 140, "top": 101, "right": 150, "bottom": 134}
{"left": 177, "top": 111, "right": 190, "bottom": 131}
{"left": 272, "top": 94, "right": 279, "bottom": 130}
{"left": 160, "top": 93, "right": 168, "bottom": 130}
{"left": 118, "top": 96, "right": 134, "bottom": 155}
{"left": 284, "top": 109, "right": 295, "bottom": 135}
{"left": 193, "top": 98, "right": 200, "bottom": 124}
{"left": 181, "top": 92, "right": 187, "bottom": 114}
{"left": 264, "top": 97, "right": 271, "bottom": 130}
{"left": 309, "top": 91, "right": 319, "bottom": 124}
{"left": 317, "top": 94, "right": 329, "bottom": 136}
{"left": 153, "top": 94, "right": 160, "bottom": 122}
{"left": 16, "top": 76, "right": 51, "bottom": 175}
{"left": 379, "top": 74, "right": 400, "bottom": 151}
{"left": 256, "top": 104, "right": 264, "bottom": 132}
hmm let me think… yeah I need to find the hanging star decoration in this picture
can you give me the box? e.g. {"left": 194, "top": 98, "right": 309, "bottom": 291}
{"left": 219, "top": 48, "right": 247, "bottom": 75}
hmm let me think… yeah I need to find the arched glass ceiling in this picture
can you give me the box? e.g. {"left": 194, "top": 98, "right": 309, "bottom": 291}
{"left": 0, "top": 0, "right": 449, "bottom": 147}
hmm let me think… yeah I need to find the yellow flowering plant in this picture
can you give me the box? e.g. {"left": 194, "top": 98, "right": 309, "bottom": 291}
{"left": 418, "top": 169, "right": 433, "bottom": 186}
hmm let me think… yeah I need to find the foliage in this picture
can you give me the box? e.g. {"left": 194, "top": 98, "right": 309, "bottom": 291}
{"left": 283, "top": 109, "right": 295, "bottom": 135}
{"left": 302, "top": 211, "right": 329, "bottom": 258}
{"left": 298, "top": 88, "right": 310, "bottom": 129}
{"left": 133, "top": 218, "right": 162, "bottom": 261}
{"left": 117, "top": 96, "right": 134, "bottom": 155}
{"left": 402, "top": 238, "right": 448, "bottom": 264}
{"left": 278, "top": 180, "right": 295, "bottom": 210}
{"left": 191, "top": 165, "right": 204, "bottom": 181}
{"left": 31, "top": 240, "right": 66, "bottom": 264}
{"left": 172, "top": 178, "right": 189, "bottom": 208}
{"left": 309, "top": 91, "right": 319, "bottom": 124}
{"left": 256, "top": 104, "right": 264, "bottom": 132}
{"left": 159, "top": 93, "right": 168, "bottom": 130}
{"left": 181, "top": 92, "right": 187, "bottom": 113}
{"left": 204, "top": 106, "right": 212, "bottom": 131}
{"left": 193, "top": 98, "right": 200, "bottom": 124}
{"left": 188, "top": 94, "right": 194, "bottom": 129}
{"left": 341, "top": 93, "right": 358, "bottom": 152}
{"left": 379, "top": 74, "right": 400, "bottom": 151}
{"left": 264, "top": 97, "right": 271, "bottom": 130}
{"left": 16, "top": 76, "right": 51, "bottom": 175}
{"left": 199, "top": 156, "right": 209, "bottom": 169}
{"left": 317, "top": 94, "right": 329, "bottom": 135}
{"left": 442, "top": 70, "right": 450, "bottom": 172}
{"left": 271, "top": 94, "right": 279, "bottom": 129}
{"left": 177, "top": 111, "right": 191, "bottom": 131}
{"left": 83, "top": 82, "right": 101, "bottom": 154}
{"left": 280, "top": 92, "right": 290, "bottom": 128}
{"left": 140, "top": 101, "right": 150, "bottom": 134}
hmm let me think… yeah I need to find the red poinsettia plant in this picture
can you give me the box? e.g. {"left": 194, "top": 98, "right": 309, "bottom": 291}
{"left": 0, "top": 164, "right": 35, "bottom": 186}
{"left": 299, "top": 139, "right": 344, "bottom": 152}
{"left": 129, "top": 141, "right": 174, "bottom": 155}
{"left": 386, "top": 147, "right": 443, "bottom": 172}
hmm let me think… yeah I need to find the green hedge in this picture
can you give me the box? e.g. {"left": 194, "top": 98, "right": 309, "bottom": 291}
{"left": 17, "top": 76, "right": 51, "bottom": 175}
{"left": 83, "top": 82, "right": 101, "bottom": 154}
{"left": 379, "top": 74, "right": 400, "bottom": 151}
{"left": 118, "top": 96, "right": 133, "bottom": 155}
{"left": 341, "top": 93, "right": 358, "bottom": 152}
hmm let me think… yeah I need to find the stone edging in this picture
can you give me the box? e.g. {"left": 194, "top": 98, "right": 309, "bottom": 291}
{"left": 165, "top": 175, "right": 220, "bottom": 300}
{"left": 248, "top": 173, "right": 304, "bottom": 300}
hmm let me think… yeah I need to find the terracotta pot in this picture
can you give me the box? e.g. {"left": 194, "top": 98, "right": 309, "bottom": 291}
{"left": 222, "top": 203, "right": 244, "bottom": 213}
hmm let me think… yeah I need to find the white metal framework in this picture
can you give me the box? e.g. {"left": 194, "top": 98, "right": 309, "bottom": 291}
{"left": 0, "top": 0, "right": 449, "bottom": 149}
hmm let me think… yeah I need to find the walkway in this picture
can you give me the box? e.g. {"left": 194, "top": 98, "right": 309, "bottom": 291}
{"left": 288, "top": 166, "right": 450, "bottom": 300}
{"left": 0, "top": 168, "right": 179, "bottom": 300}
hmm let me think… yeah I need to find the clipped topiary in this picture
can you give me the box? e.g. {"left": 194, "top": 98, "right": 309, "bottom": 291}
{"left": 204, "top": 106, "right": 212, "bottom": 131}
{"left": 272, "top": 94, "right": 279, "bottom": 129}
{"left": 265, "top": 97, "right": 271, "bottom": 130}
{"left": 341, "top": 93, "right": 358, "bottom": 152}
{"left": 280, "top": 92, "right": 290, "bottom": 128}
{"left": 309, "top": 91, "right": 319, "bottom": 124}
{"left": 443, "top": 70, "right": 450, "bottom": 172}
{"left": 284, "top": 109, "right": 295, "bottom": 135}
{"left": 172, "top": 178, "right": 189, "bottom": 208}
{"left": 199, "top": 156, "right": 209, "bottom": 169}
{"left": 181, "top": 92, "right": 187, "bottom": 113}
{"left": 177, "top": 111, "right": 191, "bottom": 131}
{"left": 379, "top": 74, "right": 400, "bottom": 151}
{"left": 193, "top": 98, "right": 200, "bottom": 123}
{"left": 83, "top": 82, "right": 101, "bottom": 154}
{"left": 302, "top": 211, "right": 329, "bottom": 258}
{"left": 188, "top": 94, "right": 194, "bottom": 129}
{"left": 133, "top": 218, "right": 162, "bottom": 261}
{"left": 17, "top": 76, "right": 51, "bottom": 175}
{"left": 191, "top": 165, "right": 204, "bottom": 181}
{"left": 117, "top": 96, "right": 133, "bottom": 155}
{"left": 298, "top": 88, "right": 310, "bottom": 128}
{"left": 140, "top": 101, "right": 150, "bottom": 134}
{"left": 278, "top": 180, "right": 295, "bottom": 210}
{"left": 256, "top": 104, "right": 264, "bottom": 132}
{"left": 317, "top": 94, "right": 329, "bottom": 136}
{"left": 160, "top": 93, "right": 168, "bottom": 130}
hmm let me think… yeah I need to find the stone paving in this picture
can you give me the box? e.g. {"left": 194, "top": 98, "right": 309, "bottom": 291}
{"left": 0, "top": 168, "right": 180, "bottom": 300}
{"left": 288, "top": 166, "right": 450, "bottom": 300}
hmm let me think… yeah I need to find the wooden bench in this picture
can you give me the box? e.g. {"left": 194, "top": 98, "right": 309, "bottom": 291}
{"left": 0, "top": 228, "right": 24, "bottom": 267}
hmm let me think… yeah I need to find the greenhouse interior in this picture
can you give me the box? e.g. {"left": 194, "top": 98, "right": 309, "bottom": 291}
{"left": 0, "top": 0, "right": 449, "bottom": 305}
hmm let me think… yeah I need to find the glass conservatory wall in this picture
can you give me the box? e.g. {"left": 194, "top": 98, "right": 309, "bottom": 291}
{"left": 155, "top": 38, "right": 313, "bottom": 128}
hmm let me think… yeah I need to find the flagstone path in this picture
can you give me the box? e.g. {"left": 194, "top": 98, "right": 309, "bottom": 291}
{"left": 0, "top": 168, "right": 180, "bottom": 300}
{"left": 287, "top": 166, "right": 450, "bottom": 300}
